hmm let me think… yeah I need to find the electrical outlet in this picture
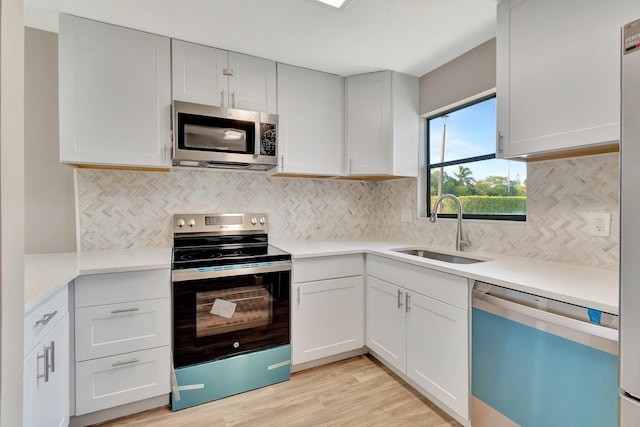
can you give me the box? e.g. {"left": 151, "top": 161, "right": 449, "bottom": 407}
{"left": 590, "top": 212, "right": 611, "bottom": 237}
{"left": 401, "top": 209, "right": 412, "bottom": 223}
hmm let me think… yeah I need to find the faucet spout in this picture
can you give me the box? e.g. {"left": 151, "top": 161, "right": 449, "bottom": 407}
{"left": 429, "top": 194, "right": 471, "bottom": 252}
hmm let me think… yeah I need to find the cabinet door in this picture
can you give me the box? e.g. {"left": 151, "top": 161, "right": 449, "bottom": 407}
{"left": 365, "top": 275, "right": 406, "bottom": 372}
{"left": 292, "top": 276, "right": 364, "bottom": 365}
{"left": 497, "top": 0, "right": 620, "bottom": 158}
{"left": 228, "top": 52, "right": 277, "bottom": 113}
{"left": 276, "top": 64, "right": 344, "bottom": 176}
{"left": 59, "top": 14, "right": 172, "bottom": 168}
{"left": 172, "top": 39, "right": 228, "bottom": 107}
{"left": 346, "top": 71, "right": 392, "bottom": 175}
{"left": 406, "top": 292, "right": 468, "bottom": 420}
{"left": 24, "top": 314, "right": 70, "bottom": 427}
{"left": 23, "top": 345, "right": 39, "bottom": 427}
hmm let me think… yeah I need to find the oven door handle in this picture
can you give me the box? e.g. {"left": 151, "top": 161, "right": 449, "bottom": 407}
{"left": 172, "top": 261, "right": 291, "bottom": 282}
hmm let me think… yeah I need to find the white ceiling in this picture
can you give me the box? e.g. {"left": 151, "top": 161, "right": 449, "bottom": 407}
{"left": 24, "top": 0, "right": 498, "bottom": 77}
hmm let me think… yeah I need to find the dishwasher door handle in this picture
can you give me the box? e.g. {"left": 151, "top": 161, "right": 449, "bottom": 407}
{"left": 472, "top": 291, "right": 618, "bottom": 343}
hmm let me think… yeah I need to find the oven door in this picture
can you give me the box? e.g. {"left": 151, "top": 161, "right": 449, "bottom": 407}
{"left": 172, "top": 265, "right": 290, "bottom": 368}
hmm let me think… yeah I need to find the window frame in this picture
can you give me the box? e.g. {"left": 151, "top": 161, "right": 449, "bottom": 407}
{"left": 426, "top": 94, "right": 526, "bottom": 222}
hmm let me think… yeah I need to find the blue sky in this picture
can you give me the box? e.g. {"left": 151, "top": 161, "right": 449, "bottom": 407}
{"left": 428, "top": 97, "right": 527, "bottom": 183}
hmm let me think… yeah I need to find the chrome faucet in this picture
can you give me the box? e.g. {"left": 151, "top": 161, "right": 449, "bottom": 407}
{"left": 429, "top": 194, "right": 471, "bottom": 252}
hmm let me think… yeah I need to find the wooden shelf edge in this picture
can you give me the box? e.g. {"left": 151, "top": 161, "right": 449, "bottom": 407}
{"left": 65, "top": 163, "right": 172, "bottom": 173}
{"left": 508, "top": 143, "right": 619, "bottom": 162}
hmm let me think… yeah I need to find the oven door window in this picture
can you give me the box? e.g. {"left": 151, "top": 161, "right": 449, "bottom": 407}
{"left": 173, "top": 270, "right": 290, "bottom": 368}
{"left": 196, "top": 285, "right": 273, "bottom": 337}
{"left": 178, "top": 113, "right": 255, "bottom": 154}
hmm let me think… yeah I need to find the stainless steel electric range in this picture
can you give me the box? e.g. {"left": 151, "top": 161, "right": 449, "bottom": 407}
{"left": 170, "top": 213, "right": 291, "bottom": 411}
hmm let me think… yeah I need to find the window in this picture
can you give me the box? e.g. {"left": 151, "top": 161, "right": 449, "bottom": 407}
{"left": 427, "top": 96, "right": 526, "bottom": 221}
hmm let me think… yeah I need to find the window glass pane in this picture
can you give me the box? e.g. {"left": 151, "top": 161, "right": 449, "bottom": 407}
{"left": 426, "top": 95, "right": 527, "bottom": 220}
{"left": 429, "top": 97, "right": 497, "bottom": 164}
{"left": 429, "top": 160, "right": 527, "bottom": 216}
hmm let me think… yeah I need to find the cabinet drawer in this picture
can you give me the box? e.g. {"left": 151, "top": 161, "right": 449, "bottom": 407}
{"left": 293, "top": 254, "right": 363, "bottom": 283}
{"left": 24, "top": 285, "right": 68, "bottom": 355}
{"left": 75, "top": 346, "right": 170, "bottom": 415}
{"left": 75, "top": 297, "right": 170, "bottom": 361}
{"left": 75, "top": 269, "right": 170, "bottom": 307}
{"left": 366, "top": 255, "right": 469, "bottom": 310}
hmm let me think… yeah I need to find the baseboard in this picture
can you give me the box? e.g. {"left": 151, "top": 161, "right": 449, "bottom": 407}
{"left": 69, "top": 394, "right": 169, "bottom": 427}
{"left": 291, "top": 347, "right": 367, "bottom": 373}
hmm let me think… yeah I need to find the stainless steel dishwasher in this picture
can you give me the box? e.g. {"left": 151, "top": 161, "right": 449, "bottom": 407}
{"left": 471, "top": 281, "right": 619, "bottom": 427}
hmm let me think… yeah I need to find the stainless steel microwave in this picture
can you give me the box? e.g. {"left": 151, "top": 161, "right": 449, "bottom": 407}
{"left": 172, "top": 101, "right": 278, "bottom": 170}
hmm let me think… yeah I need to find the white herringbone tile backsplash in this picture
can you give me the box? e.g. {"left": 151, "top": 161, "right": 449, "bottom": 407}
{"left": 77, "top": 168, "right": 378, "bottom": 250}
{"left": 374, "top": 153, "right": 620, "bottom": 269}
{"left": 77, "top": 153, "right": 620, "bottom": 270}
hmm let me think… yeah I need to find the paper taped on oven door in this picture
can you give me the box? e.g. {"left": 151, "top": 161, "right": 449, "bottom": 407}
{"left": 211, "top": 299, "right": 237, "bottom": 318}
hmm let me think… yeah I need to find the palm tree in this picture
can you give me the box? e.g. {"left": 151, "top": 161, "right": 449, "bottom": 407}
{"left": 454, "top": 165, "right": 475, "bottom": 188}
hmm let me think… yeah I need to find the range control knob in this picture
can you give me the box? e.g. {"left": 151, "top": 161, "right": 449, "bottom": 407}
{"left": 176, "top": 219, "right": 186, "bottom": 228}
{"left": 187, "top": 218, "right": 196, "bottom": 227}
{"left": 259, "top": 217, "right": 266, "bottom": 225}
{"left": 250, "top": 217, "right": 258, "bottom": 225}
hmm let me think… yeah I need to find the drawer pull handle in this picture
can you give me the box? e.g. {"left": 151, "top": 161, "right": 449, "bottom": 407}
{"left": 110, "top": 307, "right": 139, "bottom": 314}
{"left": 35, "top": 310, "right": 57, "bottom": 327}
{"left": 50, "top": 340, "right": 55, "bottom": 373}
{"left": 112, "top": 358, "right": 140, "bottom": 367}
{"left": 37, "top": 345, "right": 51, "bottom": 383}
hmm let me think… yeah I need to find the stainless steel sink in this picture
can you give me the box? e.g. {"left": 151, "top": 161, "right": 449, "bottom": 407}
{"left": 392, "top": 248, "right": 486, "bottom": 264}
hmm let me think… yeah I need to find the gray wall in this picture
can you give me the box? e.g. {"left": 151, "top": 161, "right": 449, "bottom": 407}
{"left": 24, "top": 27, "right": 76, "bottom": 253}
{"left": 419, "top": 38, "right": 496, "bottom": 116}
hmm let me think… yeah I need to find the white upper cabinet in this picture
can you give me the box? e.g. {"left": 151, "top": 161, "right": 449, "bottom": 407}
{"left": 171, "top": 40, "right": 228, "bottom": 107}
{"left": 276, "top": 63, "right": 344, "bottom": 176}
{"left": 59, "top": 14, "right": 172, "bottom": 170}
{"left": 229, "top": 52, "right": 277, "bottom": 113}
{"left": 172, "top": 40, "right": 277, "bottom": 114}
{"left": 497, "top": 0, "right": 621, "bottom": 159}
{"left": 346, "top": 70, "right": 419, "bottom": 177}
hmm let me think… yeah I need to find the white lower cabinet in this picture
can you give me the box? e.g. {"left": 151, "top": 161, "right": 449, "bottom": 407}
{"left": 23, "top": 286, "right": 70, "bottom": 427}
{"left": 75, "top": 347, "right": 170, "bottom": 415}
{"left": 291, "top": 255, "right": 364, "bottom": 366}
{"left": 75, "top": 297, "right": 170, "bottom": 362}
{"left": 405, "top": 291, "right": 468, "bottom": 418}
{"left": 74, "top": 269, "right": 171, "bottom": 415}
{"left": 365, "top": 276, "right": 406, "bottom": 372}
{"left": 366, "top": 254, "right": 470, "bottom": 424}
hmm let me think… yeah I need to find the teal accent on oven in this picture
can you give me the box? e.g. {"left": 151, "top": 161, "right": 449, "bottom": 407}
{"left": 171, "top": 344, "right": 291, "bottom": 411}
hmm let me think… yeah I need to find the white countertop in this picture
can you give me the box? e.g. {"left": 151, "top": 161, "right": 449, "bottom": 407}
{"left": 271, "top": 239, "right": 619, "bottom": 315}
{"left": 26, "top": 240, "right": 619, "bottom": 316}
{"left": 25, "top": 248, "right": 171, "bottom": 313}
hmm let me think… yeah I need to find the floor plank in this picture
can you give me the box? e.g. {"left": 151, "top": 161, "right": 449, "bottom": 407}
{"left": 94, "top": 355, "right": 463, "bottom": 427}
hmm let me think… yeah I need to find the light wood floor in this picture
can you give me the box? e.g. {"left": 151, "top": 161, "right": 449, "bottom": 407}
{"left": 94, "top": 355, "right": 462, "bottom": 427}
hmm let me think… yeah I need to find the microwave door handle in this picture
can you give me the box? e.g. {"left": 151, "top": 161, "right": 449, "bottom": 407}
{"left": 255, "top": 120, "right": 261, "bottom": 156}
